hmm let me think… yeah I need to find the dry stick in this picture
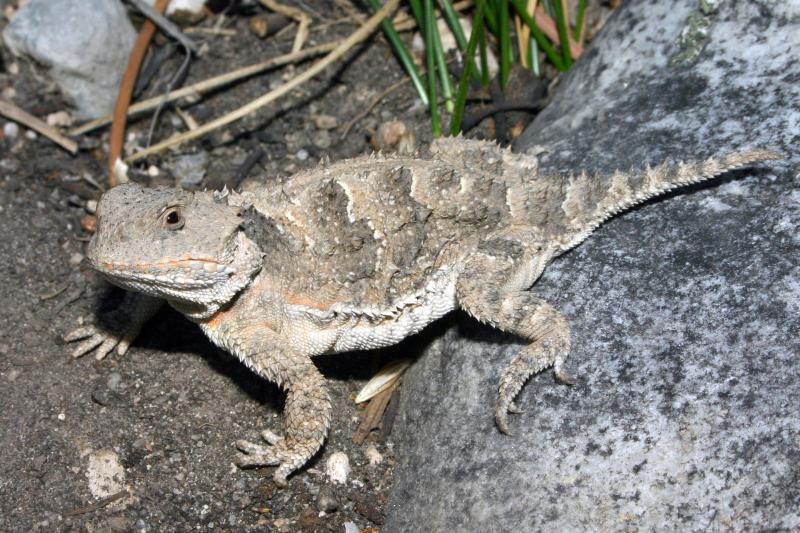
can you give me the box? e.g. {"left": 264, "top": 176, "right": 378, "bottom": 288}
{"left": 0, "top": 100, "right": 78, "bottom": 154}
{"left": 124, "top": 0, "right": 199, "bottom": 54}
{"left": 126, "top": 0, "right": 401, "bottom": 163}
{"left": 70, "top": 42, "right": 339, "bottom": 136}
{"left": 108, "top": 0, "right": 169, "bottom": 185}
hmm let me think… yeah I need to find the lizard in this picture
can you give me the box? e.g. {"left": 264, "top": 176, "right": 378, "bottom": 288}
{"left": 65, "top": 137, "right": 781, "bottom": 485}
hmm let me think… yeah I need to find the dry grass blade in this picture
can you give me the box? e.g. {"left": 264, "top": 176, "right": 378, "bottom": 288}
{"left": 354, "top": 358, "right": 411, "bottom": 403}
{"left": 69, "top": 42, "right": 339, "bottom": 137}
{"left": 0, "top": 100, "right": 78, "bottom": 154}
{"left": 126, "top": 0, "right": 402, "bottom": 162}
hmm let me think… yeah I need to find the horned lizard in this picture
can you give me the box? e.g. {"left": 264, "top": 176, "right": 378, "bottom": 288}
{"left": 65, "top": 138, "right": 780, "bottom": 485}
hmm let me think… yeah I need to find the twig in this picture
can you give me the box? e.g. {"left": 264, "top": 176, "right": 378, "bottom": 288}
{"left": 69, "top": 42, "right": 339, "bottom": 136}
{"left": 0, "top": 100, "right": 77, "bottom": 154}
{"left": 109, "top": 0, "right": 169, "bottom": 185}
{"left": 124, "top": 0, "right": 199, "bottom": 54}
{"left": 232, "top": 147, "right": 265, "bottom": 189}
{"left": 64, "top": 490, "right": 129, "bottom": 517}
{"left": 339, "top": 77, "right": 408, "bottom": 138}
{"left": 259, "top": 0, "right": 310, "bottom": 55}
{"left": 126, "top": 0, "right": 402, "bottom": 162}
{"left": 353, "top": 384, "right": 395, "bottom": 444}
{"left": 183, "top": 27, "right": 237, "bottom": 36}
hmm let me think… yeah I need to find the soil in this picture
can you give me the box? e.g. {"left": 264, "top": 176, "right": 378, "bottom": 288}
{"left": 0, "top": 2, "right": 439, "bottom": 530}
{"left": 0, "top": 1, "right": 609, "bottom": 531}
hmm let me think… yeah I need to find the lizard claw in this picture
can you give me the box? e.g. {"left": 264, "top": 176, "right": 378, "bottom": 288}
{"left": 234, "top": 435, "right": 291, "bottom": 486}
{"left": 64, "top": 323, "right": 135, "bottom": 360}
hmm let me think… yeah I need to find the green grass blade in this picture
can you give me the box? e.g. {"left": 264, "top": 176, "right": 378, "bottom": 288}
{"left": 366, "top": 0, "right": 429, "bottom": 105}
{"left": 551, "top": 0, "right": 573, "bottom": 68}
{"left": 479, "top": 20, "right": 490, "bottom": 85}
{"left": 437, "top": 0, "right": 468, "bottom": 49}
{"left": 574, "top": 0, "right": 587, "bottom": 40}
{"left": 449, "top": 0, "right": 486, "bottom": 135}
{"left": 424, "top": 0, "right": 441, "bottom": 135}
{"left": 430, "top": 10, "right": 455, "bottom": 113}
{"left": 498, "top": 0, "right": 510, "bottom": 89}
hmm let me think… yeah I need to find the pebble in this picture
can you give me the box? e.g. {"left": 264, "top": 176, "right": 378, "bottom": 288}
{"left": 312, "top": 130, "right": 332, "bottom": 150}
{"left": 69, "top": 252, "right": 84, "bottom": 266}
{"left": 295, "top": 148, "right": 309, "bottom": 161}
{"left": 172, "top": 151, "right": 209, "bottom": 189}
{"left": 147, "top": 165, "right": 160, "bottom": 177}
{"left": 313, "top": 114, "right": 338, "bottom": 130}
{"left": 316, "top": 486, "right": 340, "bottom": 513}
{"left": 46, "top": 111, "right": 72, "bottom": 128}
{"left": 364, "top": 445, "right": 383, "bottom": 466}
{"left": 3, "top": 122, "right": 19, "bottom": 138}
{"left": 343, "top": 521, "right": 359, "bottom": 533}
{"left": 325, "top": 452, "right": 351, "bottom": 484}
{"left": 24, "top": 130, "right": 37, "bottom": 140}
{"left": 85, "top": 199, "right": 98, "bottom": 214}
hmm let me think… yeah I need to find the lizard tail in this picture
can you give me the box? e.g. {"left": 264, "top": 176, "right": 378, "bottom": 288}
{"left": 557, "top": 149, "right": 783, "bottom": 252}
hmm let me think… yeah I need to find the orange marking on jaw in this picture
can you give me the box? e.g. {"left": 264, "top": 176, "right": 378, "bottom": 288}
{"left": 99, "top": 258, "right": 221, "bottom": 271}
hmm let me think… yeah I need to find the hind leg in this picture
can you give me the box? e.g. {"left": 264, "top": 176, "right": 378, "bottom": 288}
{"left": 456, "top": 245, "right": 572, "bottom": 435}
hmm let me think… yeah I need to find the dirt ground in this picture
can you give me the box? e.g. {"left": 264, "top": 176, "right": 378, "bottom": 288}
{"left": 0, "top": 2, "right": 450, "bottom": 531}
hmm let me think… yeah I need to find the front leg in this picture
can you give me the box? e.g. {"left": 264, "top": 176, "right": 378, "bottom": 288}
{"left": 65, "top": 291, "right": 162, "bottom": 360}
{"left": 200, "top": 320, "right": 331, "bottom": 485}
{"left": 456, "top": 241, "right": 572, "bottom": 435}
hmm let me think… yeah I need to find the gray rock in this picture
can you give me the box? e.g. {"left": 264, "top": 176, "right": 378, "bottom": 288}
{"left": 171, "top": 152, "right": 209, "bottom": 189}
{"left": 3, "top": 0, "right": 135, "bottom": 119}
{"left": 385, "top": 1, "right": 799, "bottom": 531}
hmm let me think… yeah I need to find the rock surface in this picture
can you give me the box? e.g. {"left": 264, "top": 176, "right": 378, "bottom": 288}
{"left": 385, "top": 1, "right": 799, "bottom": 530}
{"left": 3, "top": 0, "right": 136, "bottom": 119}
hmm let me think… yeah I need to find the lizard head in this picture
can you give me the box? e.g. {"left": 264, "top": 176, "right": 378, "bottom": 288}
{"left": 87, "top": 183, "right": 263, "bottom": 318}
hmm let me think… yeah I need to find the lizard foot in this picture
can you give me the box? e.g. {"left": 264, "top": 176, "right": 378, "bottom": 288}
{"left": 64, "top": 323, "right": 135, "bottom": 360}
{"left": 235, "top": 431, "right": 315, "bottom": 486}
{"left": 64, "top": 293, "right": 161, "bottom": 360}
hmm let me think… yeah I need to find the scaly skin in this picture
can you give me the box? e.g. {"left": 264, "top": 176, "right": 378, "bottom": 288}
{"left": 66, "top": 138, "right": 780, "bottom": 484}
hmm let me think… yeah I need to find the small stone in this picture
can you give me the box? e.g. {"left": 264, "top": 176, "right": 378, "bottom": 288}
{"left": 343, "top": 521, "right": 359, "bottom": 533}
{"left": 312, "top": 130, "right": 331, "bottom": 150}
{"left": 85, "top": 199, "right": 98, "bottom": 214}
{"left": 8, "top": 62, "right": 19, "bottom": 75}
{"left": 80, "top": 214, "right": 96, "bottom": 233}
{"left": 147, "top": 165, "right": 160, "bottom": 177}
{"left": 316, "top": 486, "right": 340, "bottom": 513}
{"left": 46, "top": 111, "right": 72, "bottom": 128}
{"left": 1, "top": 87, "right": 16, "bottom": 99}
{"left": 364, "top": 445, "right": 383, "bottom": 466}
{"left": 69, "top": 252, "right": 84, "bottom": 266}
{"left": 325, "top": 452, "right": 351, "bottom": 484}
{"left": 313, "top": 114, "right": 338, "bottom": 130}
{"left": 171, "top": 152, "right": 209, "bottom": 189}
{"left": 272, "top": 518, "right": 291, "bottom": 532}
{"left": 372, "top": 120, "right": 408, "bottom": 151}
{"left": 57, "top": 412, "right": 66, "bottom": 421}
{"left": 3, "top": 122, "right": 19, "bottom": 138}
{"left": 296, "top": 149, "right": 309, "bottom": 161}
{"left": 24, "top": 129, "right": 37, "bottom": 140}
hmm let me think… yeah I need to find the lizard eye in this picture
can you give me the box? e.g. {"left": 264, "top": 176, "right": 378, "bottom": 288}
{"left": 161, "top": 207, "right": 185, "bottom": 230}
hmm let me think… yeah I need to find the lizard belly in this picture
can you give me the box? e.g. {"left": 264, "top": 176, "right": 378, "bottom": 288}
{"left": 292, "top": 275, "right": 456, "bottom": 355}
{"left": 328, "top": 276, "right": 458, "bottom": 353}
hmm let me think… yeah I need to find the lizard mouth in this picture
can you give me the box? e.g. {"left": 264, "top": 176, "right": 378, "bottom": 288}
{"left": 92, "top": 258, "right": 237, "bottom": 290}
